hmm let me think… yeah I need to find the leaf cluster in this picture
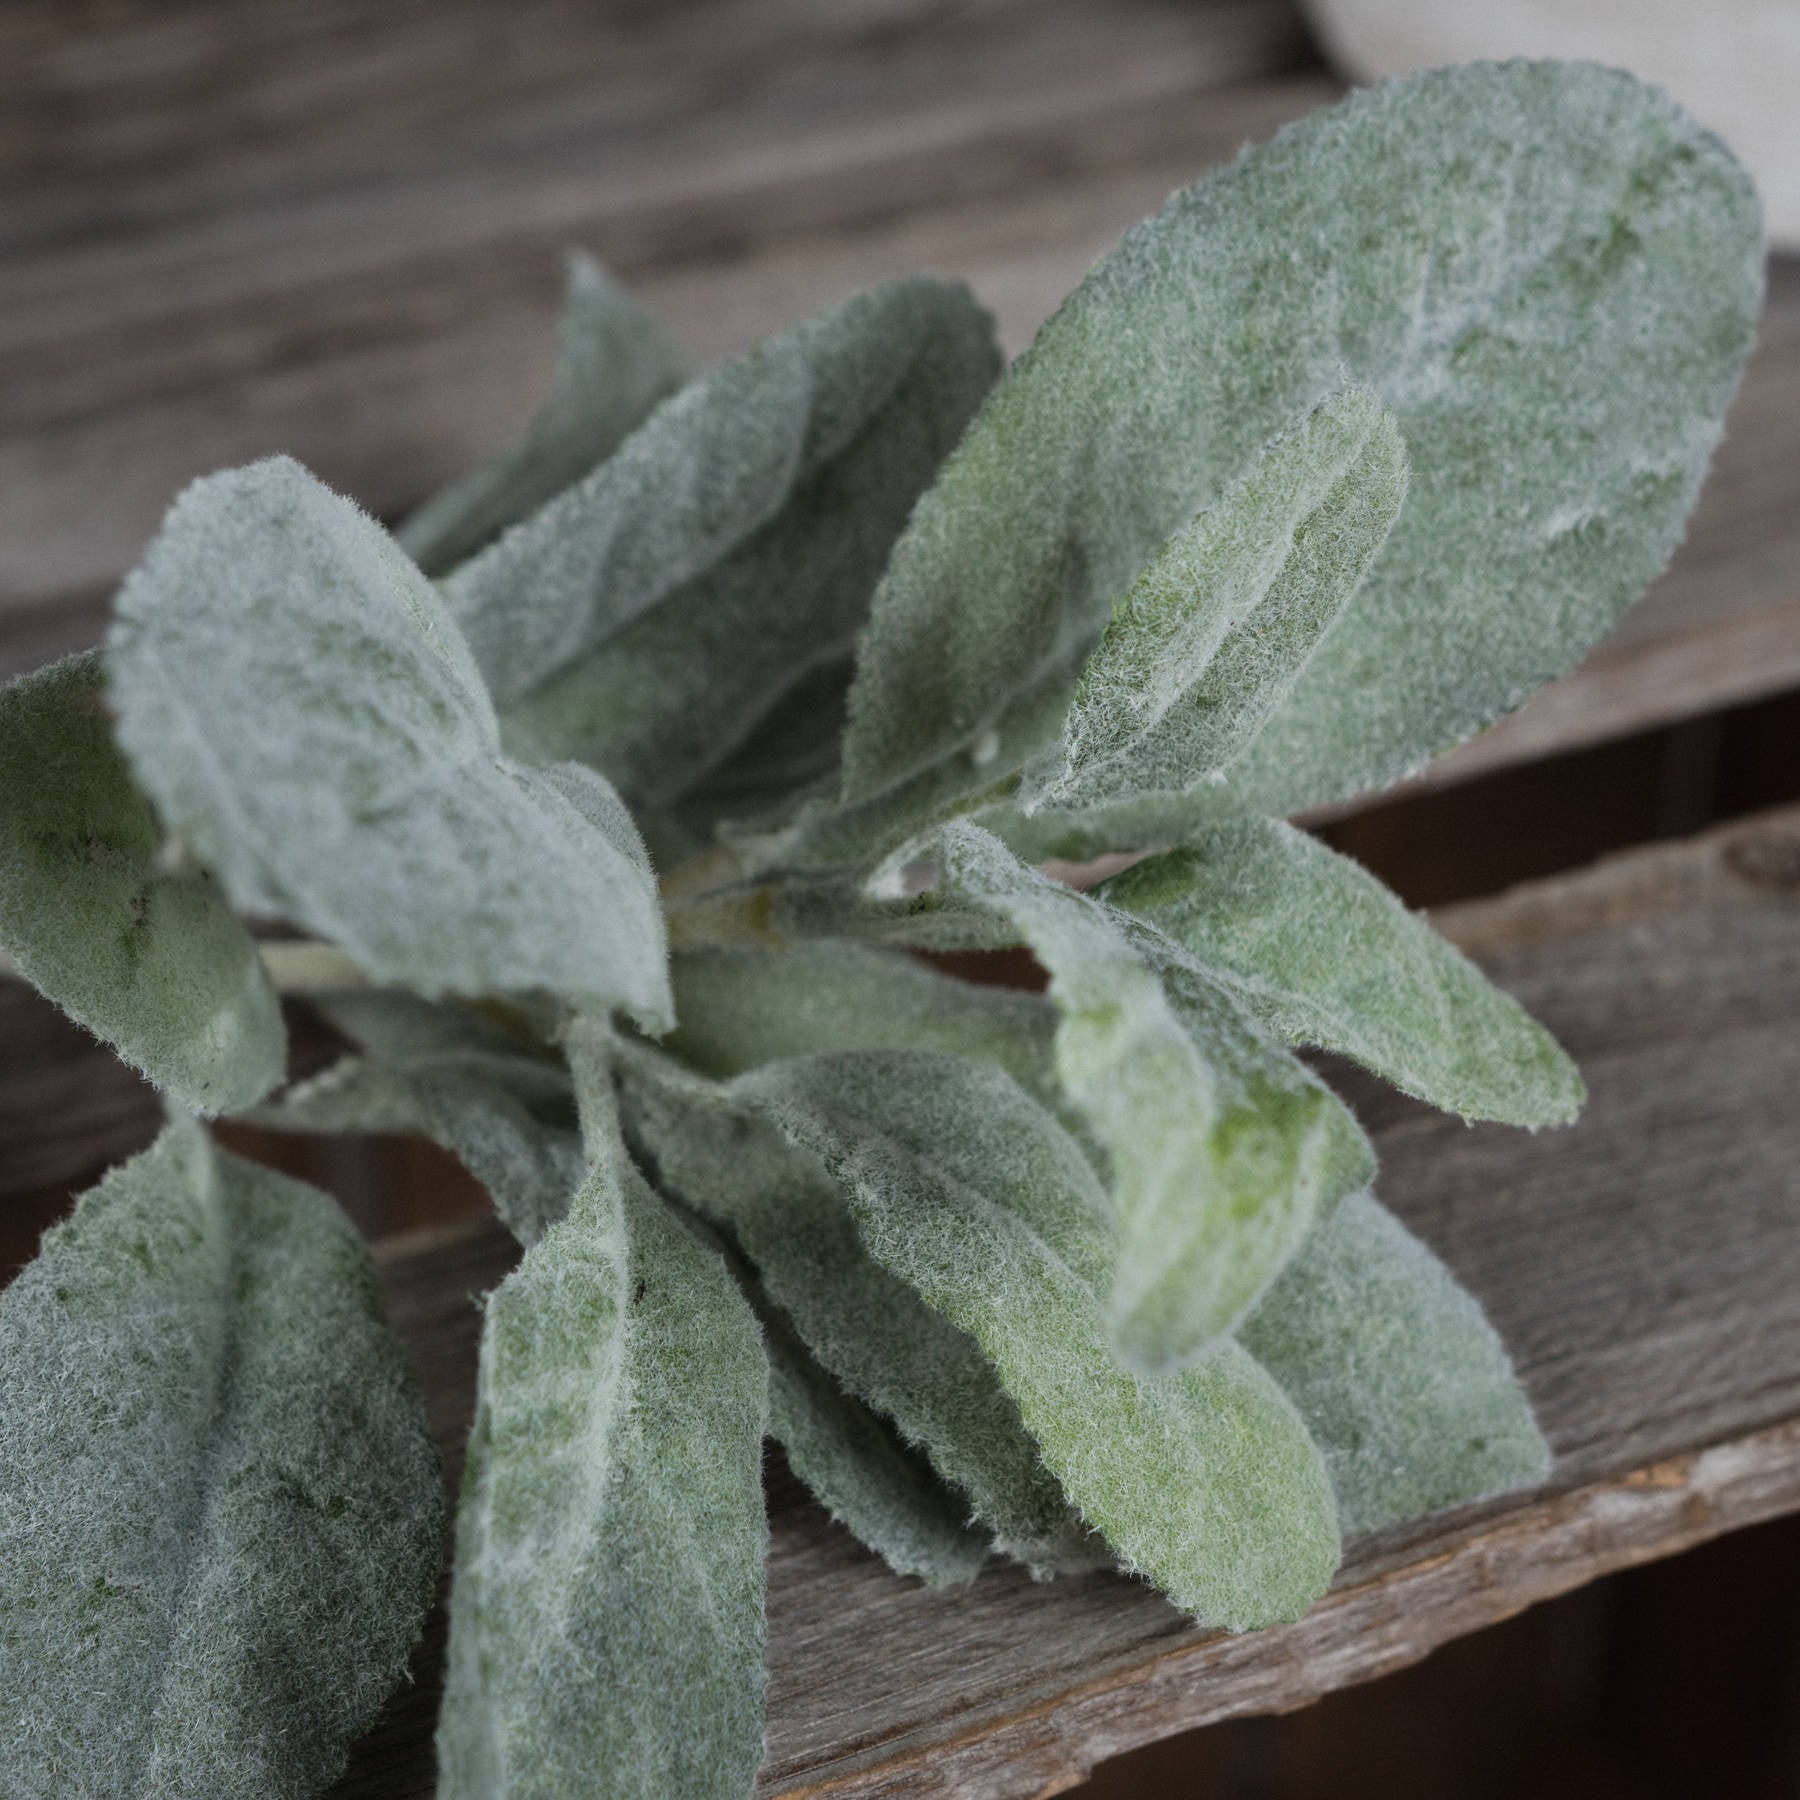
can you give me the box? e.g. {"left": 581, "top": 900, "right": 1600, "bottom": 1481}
{"left": 0, "top": 62, "right": 1762, "bottom": 1800}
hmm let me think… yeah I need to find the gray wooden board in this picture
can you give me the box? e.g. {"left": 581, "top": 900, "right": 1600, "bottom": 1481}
{"left": 314, "top": 803, "right": 1800, "bottom": 1798}
{"left": 0, "top": 0, "right": 1307, "bottom": 637}
{"left": 3, "top": 0, "right": 1798, "bottom": 800}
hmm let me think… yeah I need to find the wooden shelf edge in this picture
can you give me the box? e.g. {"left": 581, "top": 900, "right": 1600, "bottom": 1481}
{"left": 770, "top": 1420, "right": 1800, "bottom": 1798}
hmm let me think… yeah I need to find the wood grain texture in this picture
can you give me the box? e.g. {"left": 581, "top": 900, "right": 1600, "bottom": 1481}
{"left": 5, "top": 0, "right": 1797, "bottom": 802}
{"left": 312, "top": 803, "right": 1800, "bottom": 1798}
{"left": 0, "top": 0, "right": 1308, "bottom": 644}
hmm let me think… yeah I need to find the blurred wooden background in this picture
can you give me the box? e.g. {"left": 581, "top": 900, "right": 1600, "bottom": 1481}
{"left": 3, "top": 2, "right": 1799, "bottom": 1794}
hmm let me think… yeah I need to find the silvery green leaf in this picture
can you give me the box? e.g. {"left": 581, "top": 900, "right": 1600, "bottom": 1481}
{"left": 501, "top": 281, "right": 1000, "bottom": 807}
{"left": 1028, "top": 387, "right": 1407, "bottom": 811}
{"left": 919, "top": 822, "right": 1373, "bottom": 1372}
{"left": 0, "top": 653, "right": 284, "bottom": 1114}
{"left": 614, "top": 1043, "right": 1088, "bottom": 1570}
{"left": 673, "top": 656, "right": 855, "bottom": 842}
{"left": 0, "top": 1124, "right": 442, "bottom": 1800}
{"left": 1243, "top": 1191, "right": 1549, "bottom": 1536}
{"left": 1099, "top": 814, "right": 1583, "bottom": 1126}
{"left": 311, "top": 987, "right": 570, "bottom": 1084}
{"left": 253, "top": 1055, "right": 427, "bottom": 1138}
{"left": 738, "top": 1255, "right": 988, "bottom": 1586}
{"left": 975, "top": 787, "right": 1241, "bottom": 864}
{"left": 760, "top": 668, "right": 1075, "bottom": 876}
{"left": 737, "top": 1049, "right": 1340, "bottom": 1628}
{"left": 839, "top": 62, "right": 1761, "bottom": 814}
{"left": 437, "top": 1075, "right": 767, "bottom": 1800}
{"left": 252, "top": 992, "right": 582, "bottom": 1246}
{"left": 638, "top": 661, "right": 859, "bottom": 865}
{"left": 669, "top": 941, "right": 1058, "bottom": 1109}
{"left": 444, "top": 277, "right": 996, "bottom": 716}
{"left": 105, "top": 458, "right": 671, "bottom": 1029}
{"left": 398, "top": 252, "right": 682, "bottom": 577}
{"left": 703, "top": 868, "right": 1027, "bottom": 954}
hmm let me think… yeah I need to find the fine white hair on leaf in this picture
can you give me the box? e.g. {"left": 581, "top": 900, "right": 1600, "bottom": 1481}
{"left": 896, "top": 821, "right": 1374, "bottom": 1375}
{"left": 500, "top": 279, "right": 1001, "bottom": 813}
{"left": 245, "top": 989, "right": 586, "bottom": 1248}
{"left": 1244, "top": 1192, "right": 1550, "bottom": 1536}
{"left": 436, "top": 1048, "right": 769, "bottom": 1800}
{"left": 0, "top": 651, "right": 285, "bottom": 1115}
{"left": 398, "top": 252, "right": 683, "bottom": 578}
{"left": 838, "top": 62, "right": 1761, "bottom": 816}
{"left": 668, "top": 940, "right": 1061, "bottom": 1110}
{"left": 1029, "top": 385, "right": 1409, "bottom": 812}
{"left": 444, "top": 277, "right": 998, "bottom": 724}
{"left": 1098, "top": 813, "right": 1585, "bottom": 1128}
{"left": 734, "top": 1047, "right": 1342, "bottom": 1630}
{"left": 104, "top": 457, "right": 672, "bottom": 1030}
{"left": 614, "top": 1040, "right": 1092, "bottom": 1571}
{"left": 0, "top": 1124, "right": 443, "bottom": 1800}
{"left": 685, "top": 1200, "right": 992, "bottom": 1588}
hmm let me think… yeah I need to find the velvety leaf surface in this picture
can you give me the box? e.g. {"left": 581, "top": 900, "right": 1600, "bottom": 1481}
{"left": 668, "top": 941, "right": 1058, "bottom": 1107}
{"left": 839, "top": 62, "right": 1761, "bottom": 814}
{"left": 1029, "top": 386, "right": 1407, "bottom": 810}
{"left": 917, "top": 822, "right": 1373, "bottom": 1372}
{"left": 745, "top": 1263, "right": 990, "bottom": 1586}
{"left": 502, "top": 280, "right": 999, "bottom": 808}
{"left": 0, "top": 1125, "right": 442, "bottom": 1800}
{"left": 666, "top": 655, "right": 856, "bottom": 852}
{"left": 616, "top": 1043, "right": 1088, "bottom": 1570}
{"left": 769, "top": 665, "right": 1072, "bottom": 877}
{"left": 437, "top": 1069, "right": 767, "bottom": 1800}
{"left": 252, "top": 991, "right": 583, "bottom": 1246}
{"left": 1100, "top": 814, "right": 1583, "bottom": 1125}
{"left": 1243, "top": 1191, "right": 1550, "bottom": 1535}
{"left": 105, "top": 458, "right": 671, "bottom": 1028}
{"left": 398, "top": 252, "right": 682, "bottom": 577}
{"left": 738, "top": 1049, "right": 1341, "bottom": 1628}
{"left": 444, "top": 278, "right": 994, "bottom": 718}
{"left": 977, "top": 786, "right": 1259, "bottom": 864}
{"left": 0, "top": 652, "right": 284, "bottom": 1114}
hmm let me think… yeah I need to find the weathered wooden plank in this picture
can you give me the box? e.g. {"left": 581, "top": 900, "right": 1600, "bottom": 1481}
{"left": 4, "top": 22, "right": 1796, "bottom": 804}
{"left": 0, "top": 0, "right": 1309, "bottom": 643}
{"left": 317, "top": 803, "right": 1800, "bottom": 1798}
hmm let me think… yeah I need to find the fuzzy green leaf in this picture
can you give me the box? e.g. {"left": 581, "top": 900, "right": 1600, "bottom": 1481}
{"left": 0, "top": 1124, "right": 442, "bottom": 1800}
{"left": 918, "top": 822, "right": 1373, "bottom": 1371}
{"left": 1028, "top": 386, "right": 1407, "bottom": 811}
{"left": 437, "top": 1073, "right": 767, "bottom": 1800}
{"left": 252, "top": 992, "right": 583, "bottom": 1246}
{"left": 444, "top": 277, "right": 995, "bottom": 719}
{"left": 663, "top": 656, "right": 855, "bottom": 852}
{"left": 398, "top": 252, "right": 682, "bottom": 577}
{"left": 105, "top": 458, "right": 671, "bottom": 1029}
{"left": 730, "top": 1249, "right": 988, "bottom": 1586}
{"left": 976, "top": 787, "right": 1254, "bottom": 864}
{"left": 501, "top": 280, "right": 1000, "bottom": 808}
{"left": 840, "top": 62, "right": 1761, "bottom": 813}
{"left": 1100, "top": 814, "right": 1583, "bottom": 1125}
{"left": 615, "top": 1044, "right": 1089, "bottom": 1571}
{"left": 0, "top": 652, "right": 284, "bottom": 1114}
{"left": 1243, "top": 1191, "right": 1549, "bottom": 1535}
{"left": 737, "top": 1048, "right": 1340, "bottom": 1628}
{"left": 767, "top": 1329, "right": 989, "bottom": 1587}
{"left": 669, "top": 941, "right": 1058, "bottom": 1107}
{"left": 768, "top": 668, "right": 1071, "bottom": 876}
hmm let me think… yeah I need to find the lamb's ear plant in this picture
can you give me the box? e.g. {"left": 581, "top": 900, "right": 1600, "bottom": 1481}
{"left": 0, "top": 59, "right": 1762, "bottom": 1800}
